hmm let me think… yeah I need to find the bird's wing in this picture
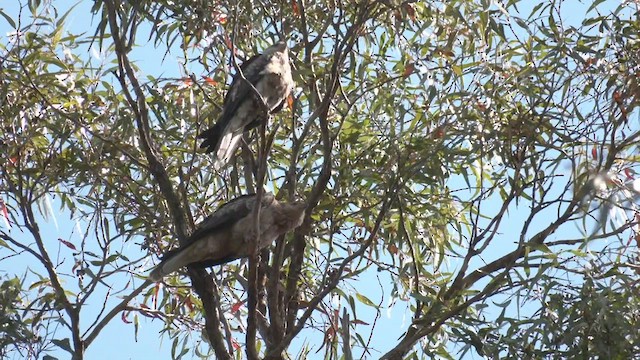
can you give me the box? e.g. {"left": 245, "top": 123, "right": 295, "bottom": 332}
{"left": 221, "top": 42, "right": 290, "bottom": 121}
{"left": 175, "top": 252, "right": 244, "bottom": 269}
{"left": 186, "top": 193, "right": 278, "bottom": 267}
{"left": 148, "top": 193, "right": 278, "bottom": 280}
{"left": 197, "top": 53, "right": 268, "bottom": 153}
{"left": 270, "top": 96, "right": 288, "bottom": 114}
{"left": 187, "top": 194, "right": 257, "bottom": 241}
{"left": 157, "top": 193, "right": 275, "bottom": 264}
{"left": 220, "top": 53, "right": 263, "bottom": 114}
{"left": 148, "top": 195, "right": 259, "bottom": 280}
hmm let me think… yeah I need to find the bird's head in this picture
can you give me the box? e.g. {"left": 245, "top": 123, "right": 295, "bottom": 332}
{"left": 277, "top": 200, "right": 306, "bottom": 230}
{"left": 259, "top": 192, "right": 276, "bottom": 207}
{"left": 262, "top": 41, "right": 289, "bottom": 57}
{"left": 273, "top": 41, "right": 287, "bottom": 51}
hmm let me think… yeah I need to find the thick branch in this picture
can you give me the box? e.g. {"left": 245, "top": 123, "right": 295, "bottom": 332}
{"left": 4, "top": 168, "right": 84, "bottom": 359}
{"left": 380, "top": 182, "right": 593, "bottom": 359}
{"left": 24, "top": 204, "right": 84, "bottom": 359}
{"left": 268, "top": 179, "right": 397, "bottom": 357}
{"left": 84, "top": 280, "right": 151, "bottom": 346}
{"left": 103, "top": 2, "right": 230, "bottom": 358}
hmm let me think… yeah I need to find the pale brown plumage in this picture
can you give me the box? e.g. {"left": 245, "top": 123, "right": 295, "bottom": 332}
{"left": 198, "top": 42, "right": 294, "bottom": 169}
{"left": 149, "top": 193, "right": 305, "bottom": 281}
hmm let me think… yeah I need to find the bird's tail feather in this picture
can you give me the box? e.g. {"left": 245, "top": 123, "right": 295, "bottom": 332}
{"left": 214, "top": 133, "right": 244, "bottom": 170}
{"left": 148, "top": 247, "right": 189, "bottom": 282}
{"left": 198, "top": 125, "right": 222, "bottom": 154}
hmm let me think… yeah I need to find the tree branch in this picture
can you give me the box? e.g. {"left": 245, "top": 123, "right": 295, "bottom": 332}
{"left": 103, "top": 2, "right": 230, "bottom": 358}
{"left": 84, "top": 280, "right": 152, "bottom": 346}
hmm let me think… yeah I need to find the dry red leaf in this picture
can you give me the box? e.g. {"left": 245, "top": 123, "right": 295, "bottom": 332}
{"left": 184, "top": 295, "right": 194, "bottom": 312}
{"left": 388, "top": 244, "right": 399, "bottom": 254}
{"left": 213, "top": 11, "right": 227, "bottom": 24}
{"left": 0, "top": 200, "right": 9, "bottom": 225}
{"left": 636, "top": 213, "right": 640, "bottom": 248}
{"left": 231, "top": 339, "right": 241, "bottom": 350}
{"left": 394, "top": 9, "right": 401, "bottom": 22}
{"left": 121, "top": 311, "right": 132, "bottom": 324}
{"left": 403, "top": 3, "right": 416, "bottom": 21}
{"left": 203, "top": 76, "right": 218, "bottom": 86}
{"left": 231, "top": 301, "right": 243, "bottom": 314}
{"left": 224, "top": 34, "right": 233, "bottom": 50}
{"left": 591, "top": 146, "right": 597, "bottom": 159}
{"left": 432, "top": 126, "right": 445, "bottom": 139}
{"left": 613, "top": 91, "right": 622, "bottom": 102}
{"left": 403, "top": 62, "right": 415, "bottom": 78}
{"left": 437, "top": 48, "right": 455, "bottom": 57}
{"left": 58, "top": 238, "right": 76, "bottom": 250}
{"left": 624, "top": 168, "right": 634, "bottom": 180}
{"left": 287, "top": 94, "right": 294, "bottom": 110}
{"left": 584, "top": 57, "right": 597, "bottom": 67}
{"left": 292, "top": 0, "right": 300, "bottom": 16}
{"left": 325, "top": 325, "right": 335, "bottom": 339}
{"left": 153, "top": 282, "right": 160, "bottom": 309}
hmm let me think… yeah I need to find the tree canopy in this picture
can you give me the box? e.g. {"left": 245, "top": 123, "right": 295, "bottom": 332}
{"left": 1, "top": 0, "right": 640, "bottom": 359}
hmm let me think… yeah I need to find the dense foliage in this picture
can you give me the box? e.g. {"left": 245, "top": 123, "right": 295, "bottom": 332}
{"left": 1, "top": 0, "right": 640, "bottom": 359}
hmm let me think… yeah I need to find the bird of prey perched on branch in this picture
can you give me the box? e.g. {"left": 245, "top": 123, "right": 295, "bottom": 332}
{"left": 149, "top": 193, "right": 305, "bottom": 281}
{"left": 198, "top": 41, "right": 294, "bottom": 169}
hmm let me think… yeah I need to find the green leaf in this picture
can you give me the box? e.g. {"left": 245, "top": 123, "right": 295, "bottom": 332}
{"left": 355, "top": 293, "right": 379, "bottom": 309}
{"left": 0, "top": 238, "right": 11, "bottom": 249}
{"left": 0, "top": 10, "right": 16, "bottom": 29}
{"left": 51, "top": 338, "right": 73, "bottom": 354}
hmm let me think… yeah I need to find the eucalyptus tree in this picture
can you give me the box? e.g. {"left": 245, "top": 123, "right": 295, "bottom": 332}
{"left": 1, "top": 0, "right": 639, "bottom": 359}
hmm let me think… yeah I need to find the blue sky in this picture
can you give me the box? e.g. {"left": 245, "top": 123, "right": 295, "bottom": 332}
{"left": 0, "top": 2, "right": 412, "bottom": 359}
{"left": 0, "top": 2, "right": 195, "bottom": 359}
{"left": 0, "top": 0, "right": 632, "bottom": 359}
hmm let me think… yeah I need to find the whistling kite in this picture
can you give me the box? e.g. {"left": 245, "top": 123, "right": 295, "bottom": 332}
{"left": 198, "top": 42, "right": 294, "bottom": 168}
{"left": 149, "top": 193, "right": 305, "bottom": 281}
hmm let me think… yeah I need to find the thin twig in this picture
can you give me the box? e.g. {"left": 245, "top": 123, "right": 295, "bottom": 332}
{"left": 84, "top": 280, "right": 152, "bottom": 346}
